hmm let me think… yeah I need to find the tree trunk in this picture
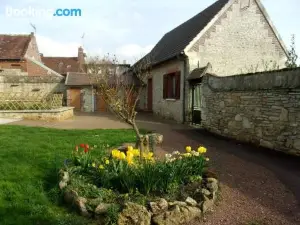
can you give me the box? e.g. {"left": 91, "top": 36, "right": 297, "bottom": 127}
{"left": 135, "top": 135, "right": 150, "bottom": 154}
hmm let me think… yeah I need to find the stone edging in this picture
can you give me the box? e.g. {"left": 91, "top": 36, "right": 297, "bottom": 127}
{"left": 58, "top": 169, "right": 219, "bottom": 225}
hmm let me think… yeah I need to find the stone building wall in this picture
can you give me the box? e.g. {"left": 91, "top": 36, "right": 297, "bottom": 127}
{"left": 187, "top": 0, "right": 287, "bottom": 76}
{"left": 151, "top": 59, "right": 185, "bottom": 122}
{"left": 201, "top": 68, "right": 300, "bottom": 155}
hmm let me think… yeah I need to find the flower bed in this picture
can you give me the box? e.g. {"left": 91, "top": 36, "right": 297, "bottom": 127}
{"left": 59, "top": 144, "right": 219, "bottom": 225}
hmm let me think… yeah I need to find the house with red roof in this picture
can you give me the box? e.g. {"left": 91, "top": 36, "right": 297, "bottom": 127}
{"left": 0, "top": 32, "right": 62, "bottom": 77}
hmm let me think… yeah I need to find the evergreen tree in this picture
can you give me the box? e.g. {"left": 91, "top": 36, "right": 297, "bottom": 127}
{"left": 285, "top": 34, "right": 298, "bottom": 68}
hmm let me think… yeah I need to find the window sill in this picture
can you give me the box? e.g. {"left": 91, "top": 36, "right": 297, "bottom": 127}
{"left": 165, "top": 98, "right": 178, "bottom": 101}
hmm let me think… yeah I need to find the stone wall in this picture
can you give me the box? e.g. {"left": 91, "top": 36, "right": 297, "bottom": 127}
{"left": 201, "top": 68, "right": 300, "bottom": 156}
{"left": 0, "top": 75, "right": 65, "bottom": 94}
{"left": 186, "top": 0, "right": 287, "bottom": 76}
{"left": 0, "top": 107, "right": 74, "bottom": 121}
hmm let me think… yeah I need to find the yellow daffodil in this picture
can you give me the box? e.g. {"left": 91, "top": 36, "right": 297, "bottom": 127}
{"left": 127, "top": 146, "right": 133, "bottom": 152}
{"left": 112, "top": 149, "right": 122, "bottom": 159}
{"left": 132, "top": 149, "right": 140, "bottom": 157}
{"left": 99, "top": 165, "right": 104, "bottom": 169}
{"left": 105, "top": 159, "right": 110, "bottom": 165}
{"left": 92, "top": 162, "right": 96, "bottom": 168}
{"left": 185, "top": 146, "right": 192, "bottom": 153}
{"left": 205, "top": 157, "right": 210, "bottom": 162}
{"left": 142, "top": 152, "right": 154, "bottom": 161}
{"left": 126, "top": 156, "right": 134, "bottom": 165}
{"left": 197, "top": 146, "right": 207, "bottom": 154}
{"left": 183, "top": 153, "right": 192, "bottom": 157}
{"left": 119, "top": 152, "right": 126, "bottom": 160}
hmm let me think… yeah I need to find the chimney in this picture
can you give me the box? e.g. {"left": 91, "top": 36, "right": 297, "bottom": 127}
{"left": 78, "top": 46, "right": 85, "bottom": 72}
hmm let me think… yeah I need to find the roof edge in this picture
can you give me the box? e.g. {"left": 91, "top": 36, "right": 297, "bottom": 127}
{"left": 26, "top": 56, "right": 64, "bottom": 78}
{"left": 184, "top": 0, "right": 232, "bottom": 53}
{"left": 255, "top": 0, "right": 289, "bottom": 57}
{"left": 21, "top": 34, "right": 32, "bottom": 58}
{"left": 65, "top": 72, "right": 70, "bottom": 85}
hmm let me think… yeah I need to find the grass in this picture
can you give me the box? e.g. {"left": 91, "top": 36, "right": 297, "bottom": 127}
{"left": 0, "top": 125, "right": 137, "bottom": 225}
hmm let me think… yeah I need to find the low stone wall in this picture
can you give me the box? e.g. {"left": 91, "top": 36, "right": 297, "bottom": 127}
{"left": 201, "top": 68, "right": 300, "bottom": 156}
{"left": 0, "top": 107, "right": 74, "bottom": 121}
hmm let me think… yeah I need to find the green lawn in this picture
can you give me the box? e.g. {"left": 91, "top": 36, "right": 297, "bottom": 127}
{"left": 0, "top": 125, "right": 136, "bottom": 225}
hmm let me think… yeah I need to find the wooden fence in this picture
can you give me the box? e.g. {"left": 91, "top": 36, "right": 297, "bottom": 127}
{"left": 0, "top": 92, "right": 63, "bottom": 110}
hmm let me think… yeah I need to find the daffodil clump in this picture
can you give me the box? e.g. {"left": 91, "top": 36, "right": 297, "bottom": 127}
{"left": 110, "top": 146, "right": 154, "bottom": 166}
{"left": 165, "top": 145, "right": 209, "bottom": 163}
{"left": 70, "top": 143, "right": 210, "bottom": 197}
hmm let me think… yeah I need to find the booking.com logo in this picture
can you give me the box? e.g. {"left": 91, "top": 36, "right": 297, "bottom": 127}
{"left": 5, "top": 6, "right": 82, "bottom": 18}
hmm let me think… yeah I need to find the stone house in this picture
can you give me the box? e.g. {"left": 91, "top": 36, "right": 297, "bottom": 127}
{"left": 65, "top": 63, "right": 132, "bottom": 112}
{"left": 41, "top": 46, "right": 86, "bottom": 77}
{"left": 0, "top": 32, "right": 63, "bottom": 77}
{"left": 136, "top": 0, "right": 289, "bottom": 124}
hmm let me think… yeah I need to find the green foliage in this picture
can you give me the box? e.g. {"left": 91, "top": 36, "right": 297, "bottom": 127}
{"left": 285, "top": 34, "right": 298, "bottom": 68}
{"left": 0, "top": 125, "right": 136, "bottom": 225}
{"left": 73, "top": 144, "right": 94, "bottom": 170}
{"left": 105, "top": 204, "right": 121, "bottom": 225}
{"left": 70, "top": 146, "right": 209, "bottom": 200}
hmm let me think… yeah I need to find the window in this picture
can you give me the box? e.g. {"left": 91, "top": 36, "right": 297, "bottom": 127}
{"left": 11, "top": 63, "right": 21, "bottom": 67}
{"left": 163, "top": 71, "right": 181, "bottom": 99}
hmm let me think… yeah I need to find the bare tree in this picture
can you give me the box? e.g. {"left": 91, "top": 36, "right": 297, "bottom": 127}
{"left": 86, "top": 54, "right": 152, "bottom": 154}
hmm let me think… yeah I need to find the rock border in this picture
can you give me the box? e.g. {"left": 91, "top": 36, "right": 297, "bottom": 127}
{"left": 59, "top": 168, "right": 219, "bottom": 225}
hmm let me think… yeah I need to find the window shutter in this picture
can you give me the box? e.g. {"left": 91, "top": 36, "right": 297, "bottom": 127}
{"left": 163, "top": 75, "right": 168, "bottom": 99}
{"left": 175, "top": 71, "right": 181, "bottom": 99}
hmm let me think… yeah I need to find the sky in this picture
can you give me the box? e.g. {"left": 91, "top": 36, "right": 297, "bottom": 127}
{"left": 0, "top": 0, "right": 299, "bottom": 64}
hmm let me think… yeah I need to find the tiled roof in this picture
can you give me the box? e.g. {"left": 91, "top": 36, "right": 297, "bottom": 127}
{"left": 65, "top": 72, "right": 138, "bottom": 86}
{"left": 65, "top": 72, "right": 91, "bottom": 86}
{"left": 0, "top": 34, "right": 31, "bottom": 60}
{"left": 138, "top": 0, "right": 230, "bottom": 66}
{"left": 41, "top": 56, "right": 81, "bottom": 75}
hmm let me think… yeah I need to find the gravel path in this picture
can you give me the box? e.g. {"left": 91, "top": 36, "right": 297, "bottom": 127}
{"left": 137, "top": 114, "right": 300, "bottom": 225}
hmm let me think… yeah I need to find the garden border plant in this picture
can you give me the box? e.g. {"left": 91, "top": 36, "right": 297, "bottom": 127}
{"left": 59, "top": 143, "right": 220, "bottom": 225}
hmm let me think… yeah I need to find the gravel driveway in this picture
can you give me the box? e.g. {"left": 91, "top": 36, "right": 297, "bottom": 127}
{"left": 136, "top": 113, "right": 300, "bottom": 225}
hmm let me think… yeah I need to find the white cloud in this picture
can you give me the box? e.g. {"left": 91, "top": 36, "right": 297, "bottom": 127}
{"left": 36, "top": 34, "right": 80, "bottom": 56}
{"left": 116, "top": 44, "right": 154, "bottom": 60}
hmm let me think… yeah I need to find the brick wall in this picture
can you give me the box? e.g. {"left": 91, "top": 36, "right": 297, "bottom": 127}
{"left": 0, "top": 61, "right": 27, "bottom": 72}
{"left": 26, "top": 59, "right": 50, "bottom": 76}
{"left": 187, "top": 0, "right": 287, "bottom": 76}
{"left": 201, "top": 68, "right": 300, "bottom": 156}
